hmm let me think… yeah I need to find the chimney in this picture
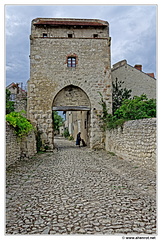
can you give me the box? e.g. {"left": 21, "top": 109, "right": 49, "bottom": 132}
{"left": 134, "top": 64, "right": 142, "bottom": 71}
{"left": 147, "top": 73, "right": 155, "bottom": 78}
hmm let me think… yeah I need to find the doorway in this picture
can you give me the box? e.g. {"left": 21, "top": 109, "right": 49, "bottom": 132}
{"left": 52, "top": 85, "right": 91, "bottom": 148}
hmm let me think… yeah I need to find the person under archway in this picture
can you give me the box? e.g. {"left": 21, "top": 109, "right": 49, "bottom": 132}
{"left": 76, "top": 132, "right": 81, "bottom": 147}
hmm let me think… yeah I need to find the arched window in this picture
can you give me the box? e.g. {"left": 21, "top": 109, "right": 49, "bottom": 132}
{"left": 67, "top": 57, "right": 76, "bottom": 67}
{"left": 66, "top": 53, "right": 78, "bottom": 68}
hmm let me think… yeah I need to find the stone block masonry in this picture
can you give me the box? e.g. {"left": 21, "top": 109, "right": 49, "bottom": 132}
{"left": 105, "top": 118, "right": 156, "bottom": 171}
{"left": 27, "top": 18, "right": 112, "bottom": 149}
{"left": 6, "top": 122, "right": 37, "bottom": 168}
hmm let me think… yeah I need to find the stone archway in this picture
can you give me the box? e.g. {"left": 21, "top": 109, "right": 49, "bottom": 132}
{"left": 52, "top": 85, "right": 91, "bottom": 147}
{"left": 53, "top": 85, "right": 91, "bottom": 109}
{"left": 28, "top": 18, "right": 112, "bottom": 150}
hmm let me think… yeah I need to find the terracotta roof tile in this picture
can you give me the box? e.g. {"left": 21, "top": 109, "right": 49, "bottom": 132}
{"left": 34, "top": 20, "right": 107, "bottom": 27}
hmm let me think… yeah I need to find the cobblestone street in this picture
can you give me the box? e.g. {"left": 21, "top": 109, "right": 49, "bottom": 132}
{"left": 6, "top": 137, "right": 156, "bottom": 235}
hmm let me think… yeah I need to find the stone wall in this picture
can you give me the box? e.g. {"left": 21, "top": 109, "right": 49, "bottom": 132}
{"left": 105, "top": 118, "right": 156, "bottom": 171}
{"left": 53, "top": 85, "right": 90, "bottom": 108}
{"left": 27, "top": 18, "right": 112, "bottom": 149}
{"left": 6, "top": 122, "right": 37, "bottom": 168}
{"left": 14, "top": 96, "right": 27, "bottom": 114}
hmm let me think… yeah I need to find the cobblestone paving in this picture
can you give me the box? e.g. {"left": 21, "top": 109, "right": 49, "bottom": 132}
{"left": 6, "top": 137, "right": 156, "bottom": 235}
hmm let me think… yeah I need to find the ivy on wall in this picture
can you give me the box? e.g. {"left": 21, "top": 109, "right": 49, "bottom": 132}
{"left": 6, "top": 111, "right": 34, "bottom": 137}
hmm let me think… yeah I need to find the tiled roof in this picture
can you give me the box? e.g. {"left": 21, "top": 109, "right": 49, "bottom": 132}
{"left": 34, "top": 20, "right": 107, "bottom": 27}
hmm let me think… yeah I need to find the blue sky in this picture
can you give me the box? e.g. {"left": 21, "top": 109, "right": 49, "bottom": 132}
{"left": 5, "top": 4, "right": 157, "bottom": 87}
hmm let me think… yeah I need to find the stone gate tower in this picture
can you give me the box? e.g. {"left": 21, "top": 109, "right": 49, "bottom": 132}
{"left": 27, "top": 18, "right": 112, "bottom": 149}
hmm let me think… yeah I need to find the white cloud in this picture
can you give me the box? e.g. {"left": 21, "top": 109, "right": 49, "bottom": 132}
{"left": 5, "top": 11, "right": 28, "bottom": 37}
{"left": 6, "top": 65, "right": 13, "bottom": 71}
{"left": 6, "top": 62, "right": 20, "bottom": 75}
{"left": 109, "top": 5, "right": 156, "bottom": 73}
{"left": 5, "top": 5, "right": 157, "bottom": 85}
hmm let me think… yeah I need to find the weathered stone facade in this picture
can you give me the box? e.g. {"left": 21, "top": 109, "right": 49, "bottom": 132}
{"left": 105, "top": 118, "right": 156, "bottom": 171}
{"left": 65, "top": 110, "right": 89, "bottom": 145}
{"left": 6, "top": 122, "right": 36, "bottom": 168}
{"left": 53, "top": 85, "right": 90, "bottom": 108}
{"left": 6, "top": 82, "right": 27, "bottom": 114}
{"left": 27, "top": 18, "right": 112, "bottom": 149}
{"left": 111, "top": 60, "right": 156, "bottom": 99}
{"left": 14, "top": 95, "right": 27, "bottom": 114}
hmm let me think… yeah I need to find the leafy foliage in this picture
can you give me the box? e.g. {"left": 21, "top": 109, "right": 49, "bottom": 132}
{"left": 99, "top": 93, "right": 156, "bottom": 130}
{"left": 114, "top": 95, "right": 156, "bottom": 120}
{"left": 64, "top": 128, "right": 70, "bottom": 138}
{"left": 53, "top": 111, "right": 64, "bottom": 131}
{"left": 6, "top": 111, "right": 33, "bottom": 137}
{"left": 6, "top": 89, "right": 15, "bottom": 114}
{"left": 68, "top": 135, "right": 74, "bottom": 141}
{"left": 112, "top": 78, "right": 132, "bottom": 114}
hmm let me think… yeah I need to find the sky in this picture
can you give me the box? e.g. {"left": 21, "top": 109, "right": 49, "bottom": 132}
{"left": 5, "top": 4, "right": 157, "bottom": 88}
{"left": 2, "top": 3, "right": 162, "bottom": 240}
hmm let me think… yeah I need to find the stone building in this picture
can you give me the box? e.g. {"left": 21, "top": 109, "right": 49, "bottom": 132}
{"left": 64, "top": 59, "right": 156, "bottom": 143}
{"left": 7, "top": 82, "right": 27, "bottom": 101}
{"left": 64, "top": 110, "right": 88, "bottom": 143}
{"left": 27, "top": 18, "right": 112, "bottom": 149}
{"left": 6, "top": 82, "right": 27, "bottom": 113}
{"left": 111, "top": 60, "right": 156, "bottom": 99}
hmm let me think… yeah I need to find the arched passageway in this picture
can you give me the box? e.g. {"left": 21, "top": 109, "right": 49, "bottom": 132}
{"left": 28, "top": 17, "right": 112, "bottom": 151}
{"left": 52, "top": 85, "right": 91, "bottom": 147}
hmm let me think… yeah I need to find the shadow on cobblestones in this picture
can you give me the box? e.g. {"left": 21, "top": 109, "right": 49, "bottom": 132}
{"left": 6, "top": 137, "right": 156, "bottom": 235}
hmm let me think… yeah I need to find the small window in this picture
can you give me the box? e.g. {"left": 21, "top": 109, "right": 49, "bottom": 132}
{"left": 68, "top": 34, "right": 73, "bottom": 38}
{"left": 93, "top": 34, "right": 98, "bottom": 38}
{"left": 10, "top": 93, "right": 16, "bottom": 101}
{"left": 43, "top": 33, "right": 47, "bottom": 37}
{"left": 67, "top": 57, "right": 76, "bottom": 67}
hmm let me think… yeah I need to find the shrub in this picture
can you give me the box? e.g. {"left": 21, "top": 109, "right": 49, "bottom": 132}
{"left": 68, "top": 135, "right": 74, "bottom": 141}
{"left": 114, "top": 95, "right": 156, "bottom": 120}
{"left": 99, "top": 94, "right": 156, "bottom": 130}
{"left": 6, "top": 111, "right": 34, "bottom": 137}
{"left": 112, "top": 78, "right": 132, "bottom": 114}
{"left": 63, "top": 129, "right": 70, "bottom": 138}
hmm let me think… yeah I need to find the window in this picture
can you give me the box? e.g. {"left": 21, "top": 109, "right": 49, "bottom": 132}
{"left": 93, "top": 34, "right": 98, "bottom": 38}
{"left": 68, "top": 34, "right": 73, "bottom": 38}
{"left": 67, "top": 57, "right": 76, "bottom": 67}
{"left": 10, "top": 93, "right": 16, "bottom": 101}
{"left": 66, "top": 53, "right": 78, "bottom": 67}
{"left": 43, "top": 33, "right": 47, "bottom": 37}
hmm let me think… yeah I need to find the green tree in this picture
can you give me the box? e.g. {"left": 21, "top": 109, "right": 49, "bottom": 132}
{"left": 6, "top": 89, "right": 15, "bottom": 114}
{"left": 112, "top": 78, "right": 132, "bottom": 114}
{"left": 99, "top": 93, "right": 156, "bottom": 130}
{"left": 53, "top": 111, "right": 64, "bottom": 132}
{"left": 114, "top": 94, "right": 156, "bottom": 120}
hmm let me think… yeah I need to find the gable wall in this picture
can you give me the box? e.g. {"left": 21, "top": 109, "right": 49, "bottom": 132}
{"left": 112, "top": 64, "right": 156, "bottom": 99}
